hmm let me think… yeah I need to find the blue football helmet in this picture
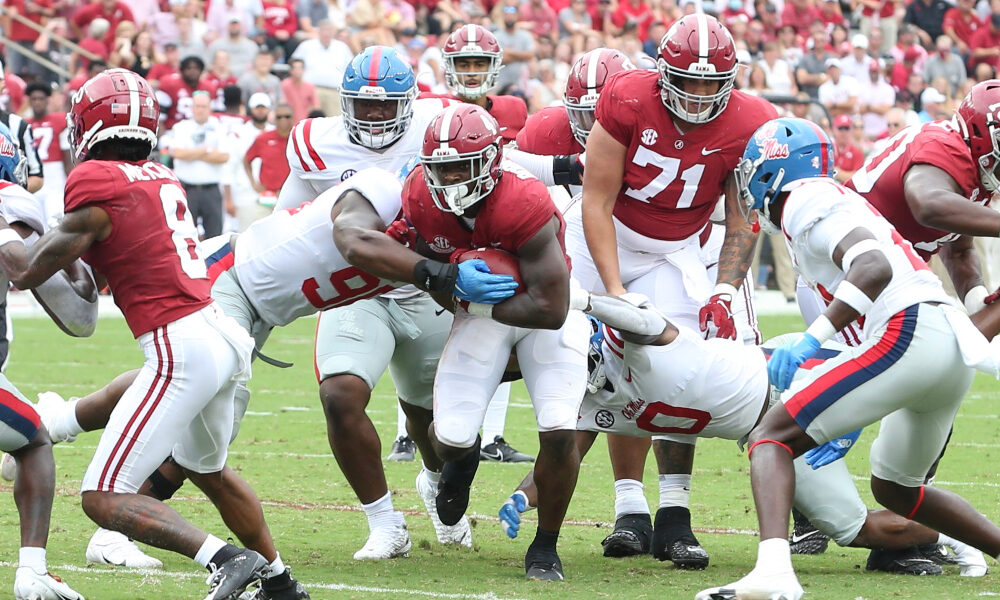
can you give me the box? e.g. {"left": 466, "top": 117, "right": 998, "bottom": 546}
{"left": 0, "top": 123, "right": 27, "bottom": 187}
{"left": 735, "top": 117, "right": 835, "bottom": 235}
{"left": 340, "top": 46, "right": 417, "bottom": 149}
{"left": 586, "top": 314, "right": 607, "bottom": 394}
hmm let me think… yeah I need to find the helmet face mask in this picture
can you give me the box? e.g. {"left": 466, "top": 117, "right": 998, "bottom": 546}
{"left": 422, "top": 147, "right": 499, "bottom": 215}
{"left": 657, "top": 14, "right": 738, "bottom": 124}
{"left": 955, "top": 80, "right": 1000, "bottom": 193}
{"left": 443, "top": 25, "right": 502, "bottom": 101}
{"left": 341, "top": 46, "right": 417, "bottom": 150}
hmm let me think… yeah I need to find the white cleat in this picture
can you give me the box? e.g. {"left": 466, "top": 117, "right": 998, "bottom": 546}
{"left": 85, "top": 528, "right": 163, "bottom": 569}
{"left": 35, "top": 393, "right": 78, "bottom": 444}
{"left": 695, "top": 569, "right": 804, "bottom": 600}
{"left": 416, "top": 468, "right": 473, "bottom": 547}
{"left": 948, "top": 540, "right": 989, "bottom": 577}
{"left": 352, "top": 519, "right": 412, "bottom": 560}
{"left": 14, "top": 567, "right": 85, "bottom": 600}
{"left": 1, "top": 452, "right": 17, "bottom": 481}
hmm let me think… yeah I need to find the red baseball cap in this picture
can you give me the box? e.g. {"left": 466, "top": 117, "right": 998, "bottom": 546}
{"left": 834, "top": 114, "right": 852, "bottom": 129}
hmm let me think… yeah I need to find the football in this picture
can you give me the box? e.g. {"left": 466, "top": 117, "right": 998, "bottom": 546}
{"left": 455, "top": 247, "right": 524, "bottom": 294}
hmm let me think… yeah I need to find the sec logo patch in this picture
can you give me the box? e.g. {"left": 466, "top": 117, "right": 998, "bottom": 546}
{"left": 595, "top": 409, "right": 615, "bottom": 429}
{"left": 340, "top": 169, "right": 357, "bottom": 181}
{"left": 641, "top": 128, "right": 658, "bottom": 146}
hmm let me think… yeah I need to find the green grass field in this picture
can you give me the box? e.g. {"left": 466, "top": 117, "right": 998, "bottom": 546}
{"left": 1, "top": 313, "right": 998, "bottom": 599}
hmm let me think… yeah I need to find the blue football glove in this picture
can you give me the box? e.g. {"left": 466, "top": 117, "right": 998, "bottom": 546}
{"left": 454, "top": 259, "right": 519, "bottom": 304}
{"left": 804, "top": 429, "right": 862, "bottom": 469}
{"left": 499, "top": 490, "right": 529, "bottom": 539}
{"left": 767, "top": 332, "right": 822, "bottom": 392}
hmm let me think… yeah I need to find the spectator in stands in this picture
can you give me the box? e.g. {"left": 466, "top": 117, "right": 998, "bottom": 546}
{"left": 924, "top": 36, "right": 967, "bottom": 95}
{"left": 970, "top": 13, "right": 1000, "bottom": 75}
{"left": 383, "top": 0, "right": 417, "bottom": 34}
{"left": 347, "top": 0, "right": 397, "bottom": 46}
{"left": 857, "top": 59, "right": 894, "bottom": 138}
{"left": 796, "top": 22, "right": 831, "bottom": 99}
{"left": 24, "top": 81, "right": 70, "bottom": 221}
{"left": 559, "top": 0, "right": 594, "bottom": 53}
{"left": 175, "top": 16, "right": 209, "bottom": 64}
{"left": 125, "top": 31, "right": 162, "bottom": 78}
{"left": 146, "top": 42, "right": 180, "bottom": 86}
{"left": 832, "top": 114, "right": 864, "bottom": 182}
{"left": 205, "top": 50, "right": 238, "bottom": 103}
{"left": 244, "top": 101, "right": 293, "bottom": 215}
{"left": 290, "top": 19, "right": 352, "bottom": 117}
{"left": 157, "top": 55, "right": 219, "bottom": 129}
{"left": 818, "top": 0, "right": 845, "bottom": 27}
{"left": 890, "top": 25, "right": 927, "bottom": 73}
{"left": 870, "top": 106, "right": 908, "bottom": 154}
{"left": 612, "top": 0, "right": 654, "bottom": 41}
{"left": 262, "top": 0, "right": 299, "bottom": 60}
{"left": 219, "top": 87, "right": 271, "bottom": 231}
{"left": 917, "top": 86, "right": 946, "bottom": 122}
{"left": 207, "top": 15, "right": 261, "bottom": 77}
{"left": 973, "top": 61, "right": 997, "bottom": 82}
{"left": 148, "top": 0, "right": 188, "bottom": 53}
{"left": 743, "top": 62, "right": 768, "bottom": 95}
{"left": 890, "top": 46, "right": 921, "bottom": 90}
{"left": 238, "top": 50, "right": 282, "bottom": 106}
{"left": 123, "top": 0, "right": 160, "bottom": 31}
{"left": 71, "top": 0, "right": 134, "bottom": 48}
{"left": 591, "top": 0, "right": 622, "bottom": 38}
{"left": 904, "top": 0, "right": 951, "bottom": 47}
{"left": 865, "top": 27, "right": 884, "bottom": 60}
{"left": 494, "top": 2, "right": 536, "bottom": 91}
{"left": 298, "top": 0, "right": 330, "bottom": 38}
{"left": 164, "top": 91, "right": 229, "bottom": 238}
{"left": 206, "top": 0, "right": 261, "bottom": 41}
{"left": 74, "top": 17, "right": 111, "bottom": 72}
{"left": 759, "top": 41, "right": 796, "bottom": 95}
{"left": 5, "top": 0, "right": 56, "bottom": 80}
{"left": 859, "top": 0, "right": 900, "bottom": 54}
{"left": 522, "top": 0, "right": 559, "bottom": 38}
{"left": 67, "top": 59, "right": 107, "bottom": 94}
{"left": 776, "top": 24, "right": 803, "bottom": 67}
{"left": 904, "top": 71, "right": 926, "bottom": 110}
{"left": 840, "top": 34, "right": 873, "bottom": 83}
{"left": 781, "top": 0, "right": 820, "bottom": 37}
{"left": 850, "top": 115, "right": 873, "bottom": 155}
{"left": 943, "top": 0, "right": 982, "bottom": 58}
{"left": 280, "top": 58, "right": 319, "bottom": 123}
{"left": 818, "top": 57, "right": 859, "bottom": 117}
{"left": 107, "top": 19, "right": 138, "bottom": 68}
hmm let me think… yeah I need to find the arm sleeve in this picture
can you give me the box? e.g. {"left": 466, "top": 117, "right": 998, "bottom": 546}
{"left": 275, "top": 171, "right": 320, "bottom": 211}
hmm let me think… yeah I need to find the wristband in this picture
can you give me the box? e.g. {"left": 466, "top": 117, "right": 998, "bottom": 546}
{"left": 840, "top": 239, "right": 883, "bottom": 272}
{"left": 467, "top": 302, "right": 494, "bottom": 318}
{"left": 0, "top": 228, "right": 24, "bottom": 248}
{"left": 713, "top": 282, "right": 738, "bottom": 299}
{"left": 964, "top": 285, "right": 989, "bottom": 314}
{"left": 833, "top": 280, "right": 874, "bottom": 315}
{"left": 805, "top": 314, "right": 837, "bottom": 344}
{"left": 413, "top": 259, "right": 458, "bottom": 293}
{"left": 569, "top": 286, "right": 591, "bottom": 311}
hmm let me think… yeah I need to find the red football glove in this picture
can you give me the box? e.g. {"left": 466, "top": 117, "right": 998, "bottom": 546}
{"left": 699, "top": 284, "right": 738, "bottom": 340}
{"left": 385, "top": 218, "right": 417, "bottom": 248}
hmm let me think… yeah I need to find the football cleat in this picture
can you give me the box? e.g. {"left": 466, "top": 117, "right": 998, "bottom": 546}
{"left": 695, "top": 568, "right": 804, "bottom": 600}
{"left": 480, "top": 436, "right": 534, "bottom": 463}
{"left": 85, "top": 528, "right": 163, "bottom": 569}
{"left": 14, "top": 568, "right": 84, "bottom": 600}
{"left": 35, "top": 392, "right": 79, "bottom": 444}
{"left": 865, "top": 546, "right": 943, "bottom": 576}
{"left": 238, "top": 573, "right": 310, "bottom": 600}
{"left": 916, "top": 543, "right": 959, "bottom": 566}
{"left": 204, "top": 549, "right": 268, "bottom": 600}
{"left": 416, "top": 468, "right": 473, "bottom": 547}
{"left": 653, "top": 506, "right": 709, "bottom": 569}
{"left": 1, "top": 452, "right": 17, "bottom": 481}
{"left": 788, "top": 508, "right": 829, "bottom": 555}
{"left": 601, "top": 513, "right": 652, "bottom": 557}
{"left": 386, "top": 436, "right": 416, "bottom": 462}
{"left": 524, "top": 550, "right": 564, "bottom": 581}
{"left": 928, "top": 539, "right": 987, "bottom": 577}
{"left": 352, "top": 521, "right": 412, "bottom": 560}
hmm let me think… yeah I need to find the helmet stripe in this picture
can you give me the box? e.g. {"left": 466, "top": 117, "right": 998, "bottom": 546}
{"left": 696, "top": 13, "right": 709, "bottom": 65}
{"left": 802, "top": 119, "right": 830, "bottom": 176}
{"left": 438, "top": 104, "right": 459, "bottom": 149}
{"left": 367, "top": 47, "right": 383, "bottom": 87}
{"left": 123, "top": 71, "right": 140, "bottom": 127}
{"left": 467, "top": 23, "right": 476, "bottom": 44}
{"left": 586, "top": 50, "right": 600, "bottom": 91}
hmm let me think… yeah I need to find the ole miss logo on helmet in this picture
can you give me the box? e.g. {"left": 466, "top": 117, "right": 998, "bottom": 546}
{"left": 0, "top": 136, "right": 16, "bottom": 160}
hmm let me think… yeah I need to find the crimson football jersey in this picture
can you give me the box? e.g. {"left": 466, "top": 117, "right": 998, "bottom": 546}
{"left": 595, "top": 71, "right": 777, "bottom": 241}
{"left": 402, "top": 161, "right": 569, "bottom": 267}
{"left": 416, "top": 92, "right": 526, "bottom": 142}
{"left": 64, "top": 160, "right": 212, "bottom": 337}
{"left": 846, "top": 121, "right": 988, "bottom": 259}
{"left": 25, "top": 113, "right": 67, "bottom": 163}
{"left": 515, "top": 106, "right": 582, "bottom": 156}
{"left": 155, "top": 74, "right": 220, "bottom": 130}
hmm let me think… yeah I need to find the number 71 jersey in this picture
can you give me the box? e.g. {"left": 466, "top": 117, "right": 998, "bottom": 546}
{"left": 595, "top": 71, "right": 777, "bottom": 241}
{"left": 233, "top": 167, "right": 405, "bottom": 327}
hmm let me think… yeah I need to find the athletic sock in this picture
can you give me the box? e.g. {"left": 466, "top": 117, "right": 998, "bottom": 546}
{"left": 658, "top": 473, "right": 691, "bottom": 509}
{"left": 754, "top": 538, "right": 793, "bottom": 574}
{"left": 613, "top": 478, "right": 649, "bottom": 519}
{"left": 528, "top": 527, "right": 560, "bottom": 555}
{"left": 362, "top": 492, "right": 400, "bottom": 531}
{"left": 18, "top": 547, "right": 46, "bottom": 575}
{"left": 421, "top": 466, "right": 441, "bottom": 486}
{"left": 441, "top": 437, "right": 481, "bottom": 487}
{"left": 261, "top": 553, "right": 286, "bottom": 580}
{"left": 195, "top": 537, "right": 236, "bottom": 569}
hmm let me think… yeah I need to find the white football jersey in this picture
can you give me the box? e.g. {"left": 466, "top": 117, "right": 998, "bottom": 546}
{"left": 233, "top": 167, "right": 405, "bottom": 327}
{"left": 578, "top": 325, "right": 768, "bottom": 441}
{"left": 0, "top": 181, "right": 49, "bottom": 298}
{"left": 277, "top": 97, "right": 452, "bottom": 210}
{"left": 780, "top": 177, "right": 951, "bottom": 336}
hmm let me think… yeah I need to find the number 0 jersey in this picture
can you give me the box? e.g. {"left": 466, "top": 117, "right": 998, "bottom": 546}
{"left": 233, "top": 167, "right": 404, "bottom": 327}
{"left": 595, "top": 71, "right": 777, "bottom": 241}
{"left": 64, "top": 160, "right": 211, "bottom": 337}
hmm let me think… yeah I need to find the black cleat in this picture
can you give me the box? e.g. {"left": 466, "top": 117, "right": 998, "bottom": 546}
{"left": 204, "top": 549, "right": 268, "bottom": 600}
{"left": 917, "top": 543, "right": 959, "bottom": 565}
{"left": 652, "top": 506, "right": 709, "bottom": 569}
{"left": 525, "top": 550, "right": 564, "bottom": 581}
{"left": 480, "top": 436, "right": 534, "bottom": 463}
{"left": 866, "top": 546, "right": 943, "bottom": 576}
{"left": 601, "top": 513, "right": 652, "bottom": 557}
{"left": 436, "top": 442, "right": 481, "bottom": 526}
{"left": 241, "top": 574, "right": 310, "bottom": 600}
{"left": 789, "top": 507, "right": 830, "bottom": 555}
{"left": 386, "top": 436, "right": 416, "bottom": 462}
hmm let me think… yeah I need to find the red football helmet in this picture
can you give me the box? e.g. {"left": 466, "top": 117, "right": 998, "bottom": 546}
{"left": 563, "top": 48, "right": 635, "bottom": 147}
{"left": 420, "top": 104, "right": 503, "bottom": 215}
{"left": 657, "top": 14, "right": 738, "bottom": 124}
{"left": 955, "top": 79, "right": 1000, "bottom": 192}
{"left": 443, "top": 24, "right": 503, "bottom": 100}
{"left": 67, "top": 68, "right": 159, "bottom": 162}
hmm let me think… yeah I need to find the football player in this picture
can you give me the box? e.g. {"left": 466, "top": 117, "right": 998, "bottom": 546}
{"left": 0, "top": 69, "right": 276, "bottom": 600}
{"left": 156, "top": 55, "right": 219, "bottom": 131}
{"left": 0, "top": 123, "right": 91, "bottom": 600}
{"left": 579, "top": 14, "right": 777, "bottom": 566}
{"left": 24, "top": 82, "right": 71, "bottom": 225}
{"left": 697, "top": 117, "right": 1000, "bottom": 600}
{"left": 335, "top": 104, "right": 589, "bottom": 581}
{"left": 495, "top": 291, "right": 988, "bottom": 579}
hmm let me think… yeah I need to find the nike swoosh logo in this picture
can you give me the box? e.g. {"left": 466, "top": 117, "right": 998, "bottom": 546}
{"left": 435, "top": 308, "right": 447, "bottom": 316}
{"left": 483, "top": 448, "right": 503, "bottom": 460}
{"left": 790, "top": 530, "right": 821, "bottom": 544}
{"left": 624, "top": 368, "right": 633, "bottom": 383}
{"left": 701, "top": 148, "right": 722, "bottom": 155}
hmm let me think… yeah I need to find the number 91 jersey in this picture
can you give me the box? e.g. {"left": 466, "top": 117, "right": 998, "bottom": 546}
{"left": 595, "top": 70, "right": 777, "bottom": 241}
{"left": 233, "top": 167, "right": 404, "bottom": 327}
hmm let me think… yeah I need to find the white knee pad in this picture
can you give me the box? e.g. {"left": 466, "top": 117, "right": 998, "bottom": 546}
{"left": 536, "top": 401, "right": 578, "bottom": 432}
{"left": 434, "top": 415, "right": 481, "bottom": 450}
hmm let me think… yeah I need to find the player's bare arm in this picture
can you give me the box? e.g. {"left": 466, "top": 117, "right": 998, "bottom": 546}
{"left": 939, "top": 235, "right": 986, "bottom": 301}
{"left": 332, "top": 190, "right": 425, "bottom": 281}
{"left": 716, "top": 172, "right": 760, "bottom": 288}
{"left": 491, "top": 215, "right": 569, "bottom": 330}
{"left": 825, "top": 226, "right": 893, "bottom": 330}
{"left": 0, "top": 206, "right": 109, "bottom": 290}
{"left": 903, "top": 164, "right": 1000, "bottom": 236}
{"left": 581, "top": 121, "right": 627, "bottom": 296}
